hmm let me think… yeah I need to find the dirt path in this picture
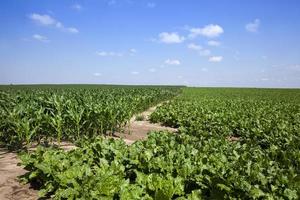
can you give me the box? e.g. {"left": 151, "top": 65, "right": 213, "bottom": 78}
{"left": 0, "top": 149, "right": 38, "bottom": 200}
{"left": 0, "top": 102, "right": 176, "bottom": 199}
{"left": 0, "top": 142, "right": 76, "bottom": 200}
{"left": 114, "top": 102, "right": 177, "bottom": 144}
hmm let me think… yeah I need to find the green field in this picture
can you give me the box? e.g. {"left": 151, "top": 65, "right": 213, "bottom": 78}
{"left": 0, "top": 85, "right": 299, "bottom": 199}
{"left": 0, "top": 85, "right": 180, "bottom": 148}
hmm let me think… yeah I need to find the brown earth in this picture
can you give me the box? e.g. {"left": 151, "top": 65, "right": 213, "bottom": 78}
{"left": 114, "top": 103, "right": 177, "bottom": 143}
{"left": 0, "top": 102, "right": 176, "bottom": 200}
{"left": 0, "top": 149, "right": 38, "bottom": 200}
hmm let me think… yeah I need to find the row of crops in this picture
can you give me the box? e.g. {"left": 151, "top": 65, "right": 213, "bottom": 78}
{"left": 2, "top": 86, "right": 300, "bottom": 199}
{"left": 150, "top": 88, "right": 300, "bottom": 147}
{"left": 148, "top": 88, "right": 300, "bottom": 199}
{"left": 20, "top": 130, "right": 299, "bottom": 199}
{"left": 0, "top": 86, "right": 180, "bottom": 149}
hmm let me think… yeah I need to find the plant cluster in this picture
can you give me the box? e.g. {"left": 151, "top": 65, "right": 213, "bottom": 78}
{"left": 20, "top": 131, "right": 299, "bottom": 199}
{"left": 0, "top": 86, "right": 180, "bottom": 149}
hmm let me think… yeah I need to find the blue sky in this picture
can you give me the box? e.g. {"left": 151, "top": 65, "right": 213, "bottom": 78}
{"left": 1, "top": 0, "right": 300, "bottom": 87}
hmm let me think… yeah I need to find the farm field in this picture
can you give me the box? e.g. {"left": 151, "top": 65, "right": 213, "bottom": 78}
{"left": 0, "top": 85, "right": 180, "bottom": 149}
{"left": 0, "top": 86, "right": 300, "bottom": 199}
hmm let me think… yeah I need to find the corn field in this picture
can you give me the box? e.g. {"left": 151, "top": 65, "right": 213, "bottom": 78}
{"left": 0, "top": 86, "right": 180, "bottom": 149}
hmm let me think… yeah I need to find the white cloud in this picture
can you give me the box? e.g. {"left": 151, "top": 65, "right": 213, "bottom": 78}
{"left": 159, "top": 32, "right": 185, "bottom": 44}
{"left": 245, "top": 19, "right": 260, "bottom": 33}
{"left": 147, "top": 2, "right": 156, "bottom": 8}
{"left": 67, "top": 27, "right": 79, "bottom": 33}
{"left": 72, "top": 3, "right": 82, "bottom": 11}
{"left": 131, "top": 71, "right": 139, "bottom": 75}
{"left": 187, "top": 43, "right": 202, "bottom": 50}
{"left": 199, "top": 49, "right": 211, "bottom": 57}
{"left": 96, "top": 51, "right": 109, "bottom": 56}
{"left": 129, "top": 48, "right": 137, "bottom": 55}
{"left": 130, "top": 48, "right": 137, "bottom": 53}
{"left": 201, "top": 67, "right": 208, "bottom": 72}
{"left": 29, "top": 14, "right": 56, "bottom": 26}
{"left": 207, "top": 40, "right": 221, "bottom": 46}
{"left": 96, "top": 51, "right": 123, "bottom": 57}
{"left": 93, "top": 73, "right": 102, "bottom": 76}
{"left": 32, "top": 34, "right": 50, "bottom": 42}
{"left": 208, "top": 56, "right": 223, "bottom": 62}
{"left": 148, "top": 68, "right": 156, "bottom": 72}
{"left": 29, "top": 13, "right": 79, "bottom": 33}
{"left": 96, "top": 49, "right": 137, "bottom": 57}
{"left": 187, "top": 43, "right": 210, "bottom": 56}
{"left": 189, "top": 24, "right": 224, "bottom": 38}
{"left": 165, "top": 59, "right": 181, "bottom": 65}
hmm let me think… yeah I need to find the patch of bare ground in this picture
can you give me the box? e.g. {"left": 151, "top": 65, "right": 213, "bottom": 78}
{"left": 0, "top": 148, "right": 38, "bottom": 200}
{"left": 227, "top": 136, "right": 240, "bottom": 142}
{"left": 114, "top": 102, "right": 177, "bottom": 144}
{"left": 0, "top": 141, "right": 77, "bottom": 200}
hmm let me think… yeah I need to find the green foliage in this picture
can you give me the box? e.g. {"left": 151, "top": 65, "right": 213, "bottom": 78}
{"left": 150, "top": 88, "right": 300, "bottom": 148}
{"left": 148, "top": 88, "right": 300, "bottom": 199}
{"left": 6, "top": 87, "right": 300, "bottom": 199}
{"left": 0, "top": 86, "right": 180, "bottom": 149}
{"left": 20, "top": 131, "right": 300, "bottom": 199}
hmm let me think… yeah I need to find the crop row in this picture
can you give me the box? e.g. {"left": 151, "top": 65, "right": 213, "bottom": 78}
{"left": 20, "top": 131, "right": 299, "bottom": 199}
{"left": 148, "top": 88, "right": 300, "bottom": 198}
{"left": 150, "top": 88, "right": 300, "bottom": 147}
{"left": 0, "top": 87, "right": 180, "bottom": 149}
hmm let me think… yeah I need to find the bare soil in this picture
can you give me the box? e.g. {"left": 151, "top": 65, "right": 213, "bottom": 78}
{"left": 0, "top": 102, "right": 176, "bottom": 199}
{"left": 227, "top": 136, "right": 240, "bottom": 142}
{"left": 114, "top": 103, "right": 177, "bottom": 143}
{"left": 0, "top": 149, "right": 38, "bottom": 200}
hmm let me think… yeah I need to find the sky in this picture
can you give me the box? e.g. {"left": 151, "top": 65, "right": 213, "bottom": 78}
{"left": 0, "top": 0, "right": 300, "bottom": 87}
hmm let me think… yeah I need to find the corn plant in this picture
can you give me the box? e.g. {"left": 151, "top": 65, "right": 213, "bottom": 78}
{"left": 0, "top": 86, "right": 180, "bottom": 149}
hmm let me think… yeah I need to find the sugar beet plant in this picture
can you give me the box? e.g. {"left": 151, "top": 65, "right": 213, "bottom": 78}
{"left": 0, "top": 86, "right": 180, "bottom": 149}
{"left": 149, "top": 88, "right": 300, "bottom": 199}
{"left": 20, "top": 131, "right": 299, "bottom": 199}
{"left": 150, "top": 88, "right": 300, "bottom": 147}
